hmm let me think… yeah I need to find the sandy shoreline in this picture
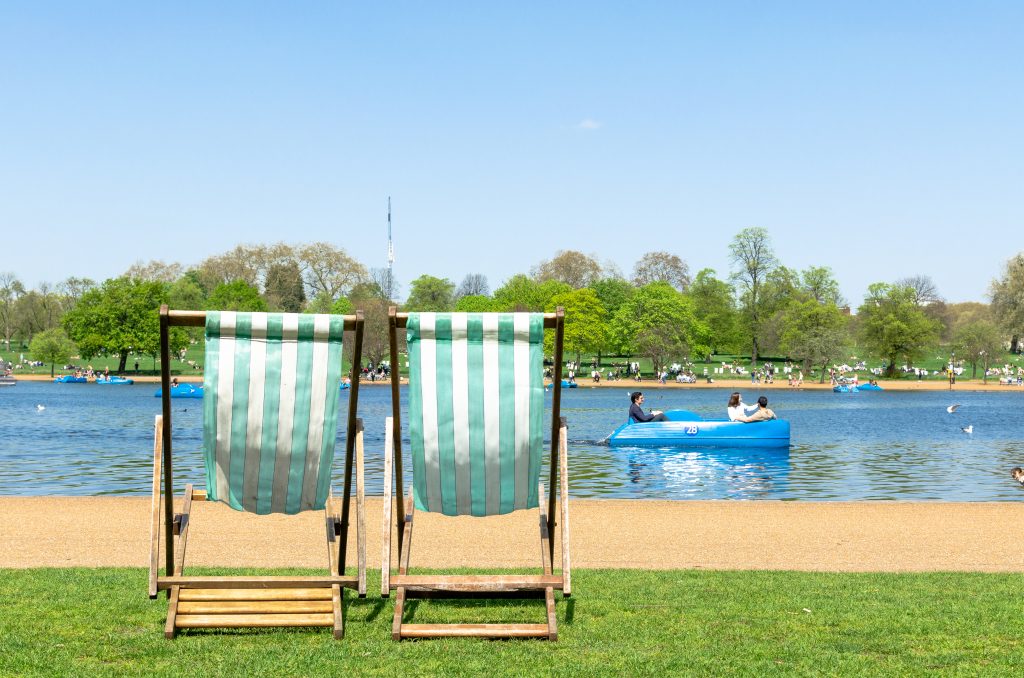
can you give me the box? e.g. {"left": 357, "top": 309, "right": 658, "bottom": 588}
{"left": 13, "top": 372, "right": 1024, "bottom": 392}
{"left": 4, "top": 496, "right": 1023, "bottom": 572}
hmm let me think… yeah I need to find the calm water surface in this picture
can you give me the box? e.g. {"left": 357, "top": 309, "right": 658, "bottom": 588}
{"left": 2, "top": 382, "right": 1023, "bottom": 501}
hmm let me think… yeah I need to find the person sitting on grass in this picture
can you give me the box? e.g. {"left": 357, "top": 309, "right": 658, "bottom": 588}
{"left": 629, "top": 391, "right": 667, "bottom": 423}
{"left": 739, "top": 396, "right": 777, "bottom": 423}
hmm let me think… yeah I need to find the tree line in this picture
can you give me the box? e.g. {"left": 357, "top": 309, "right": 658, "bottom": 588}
{"left": 2, "top": 232, "right": 1022, "bottom": 379}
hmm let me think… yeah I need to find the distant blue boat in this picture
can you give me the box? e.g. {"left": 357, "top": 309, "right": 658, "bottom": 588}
{"left": 53, "top": 375, "right": 88, "bottom": 383}
{"left": 561, "top": 380, "right": 578, "bottom": 388}
{"left": 154, "top": 383, "right": 204, "bottom": 398}
{"left": 606, "top": 409, "right": 790, "bottom": 448}
{"left": 340, "top": 381, "right": 351, "bottom": 390}
{"left": 96, "top": 376, "right": 134, "bottom": 385}
{"left": 856, "top": 383, "right": 883, "bottom": 391}
{"left": 833, "top": 384, "right": 858, "bottom": 393}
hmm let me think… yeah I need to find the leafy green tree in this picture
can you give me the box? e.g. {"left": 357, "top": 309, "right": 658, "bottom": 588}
{"left": 546, "top": 288, "right": 607, "bottom": 366}
{"left": 206, "top": 280, "right": 268, "bottom": 312}
{"left": 404, "top": 275, "right": 456, "bottom": 312}
{"left": 168, "top": 276, "right": 205, "bottom": 310}
{"left": 755, "top": 266, "right": 803, "bottom": 355}
{"left": 454, "top": 295, "right": 495, "bottom": 312}
{"left": 0, "top": 272, "right": 25, "bottom": 350}
{"left": 264, "top": 261, "right": 307, "bottom": 312}
{"left": 590, "top": 277, "right": 634, "bottom": 318}
{"left": 953, "top": 321, "right": 1004, "bottom": 380}
{"left": 729, "top": 227, "right": 778, "bottom": 365}
{"left": 29, "top": 327, "right": 76, "bottom": 377}
{"left": 687, "top": 268, "right": 741, "bottom": 357}
{"left": 63, "top": 277, "right": 186, "bottom": 372}
{"left": 801, "top": 266, "right": 844, "bottom": 306}
{"left": 780, "top": 301, "right": 849, "bottom": 382}
{"left": 330, "top": 297, "right": 354, "bottom": 315}
{"left": 989, "top": 253, "right": 1024, "bottom": 353}
{"left": 858, "top": 283, "right": 940, "bottom": 377}
{"left": 492, "top": 275, "right": 570, "bottom": 312}
{"left": 610, "top": 282, "right": 711, "bottom": 372}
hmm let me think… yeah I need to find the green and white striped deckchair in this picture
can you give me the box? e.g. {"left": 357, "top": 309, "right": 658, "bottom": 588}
{"left": 382, "top": 309, "right": 572, "bottom": 641}
{"left": 150, "top": 308, "right": 367, "bottom": 640}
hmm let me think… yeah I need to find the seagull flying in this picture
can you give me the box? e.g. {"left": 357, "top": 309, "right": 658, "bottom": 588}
{"left": 947, "top": 404, "right": 961, "bottom": 413}
{"left": 960, "top": 425, "right": 973, "bottom": 434}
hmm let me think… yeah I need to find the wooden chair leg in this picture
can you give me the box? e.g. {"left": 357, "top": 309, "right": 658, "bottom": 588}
{"left": 538, "top": 482, "right": 558, "bottom": 640}
{"left": 392, "top": 488, "right": 415, "bottom": 640}
{"left": 355, "top": 419, "right": 366, "bottom": 597}
{"left": 559, "top": 423, "right": 572, "bottom": 597}
{"left": 149, "top": 415, "right": 163, "bottom": 599}
{"left": 381, "top": 417, "right": 394, "bottom": 598}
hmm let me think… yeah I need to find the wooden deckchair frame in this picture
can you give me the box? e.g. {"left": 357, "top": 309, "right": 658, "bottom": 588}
{"left": 149, "top": 306, "right": 367, "bottom": 639}
{"left": 381, "top": 308, "right": 572, "bottom": 640}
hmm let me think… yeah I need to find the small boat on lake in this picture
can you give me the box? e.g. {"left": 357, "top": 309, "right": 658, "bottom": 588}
{"left": 833, "top": 384, "right": 858, "bottom": 393}
{"left": 0, "top": 375, "right": 15, "bottom": 386}
{"left": 54, "top": 375, "right": 88, "bottom": 383}
{"left": 605, "top": 409, "right": 790, "bottom": 448}
{"left": 154, "top": 383, "right": 204, "bottom": 398}
{"left": 96, "top": 376, "right": 134, "bottom": 385}
{"left": 340, "top": 381, "right": 350, "bottom": 390}
{"left": 561, "top": 380, "right": 578, "bottom": 388}
{"left": 856, "top": 382, "right": 883, "bottom": 391}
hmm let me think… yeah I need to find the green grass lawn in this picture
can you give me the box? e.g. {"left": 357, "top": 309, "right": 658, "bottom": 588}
{"left": 2, "top": 568, "right": 1021, "bottom": 676}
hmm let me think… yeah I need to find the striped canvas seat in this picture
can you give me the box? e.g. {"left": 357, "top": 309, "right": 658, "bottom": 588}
{"left": 203, "top": 311, "right": 347, "bottom": 515}
{"left": 405, "top": 312, "right": 545, "bottom": 516}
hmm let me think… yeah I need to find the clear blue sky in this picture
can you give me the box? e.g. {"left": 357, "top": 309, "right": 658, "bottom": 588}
{"left": 1, "top": 2, "right": 1021, "bottom": 304}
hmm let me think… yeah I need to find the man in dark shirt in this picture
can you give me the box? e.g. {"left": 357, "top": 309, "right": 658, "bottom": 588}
{"left": 629, "top": 391, "right": 667, "bottom": 423}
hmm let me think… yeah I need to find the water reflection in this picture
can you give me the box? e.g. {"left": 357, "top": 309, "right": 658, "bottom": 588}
{"left": 3, "top": 382, "right": 1024, "bottom": 501}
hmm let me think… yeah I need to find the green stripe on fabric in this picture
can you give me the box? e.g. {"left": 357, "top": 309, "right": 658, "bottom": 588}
{"left": 407, "top": 314, "right": 428, "bottom": 512}
{"left": 286, "top": 315, "right": 316, "bottom": 514}
{"left": 227, "top": 313, "right": 253, "bottom": 511}
{"left": 203, "top": 312, "right": 221, "bottom": 500}
{"left": 255, "top": 315, "right": 284, "bottom": 514}
{"left": 527, "top": 315, "right": 544, "bottom": 509}
{"left": 314, "top": 315, "right": 345, "bottom": 508}
{"left": 433, "top": 315, "right": 457, "bottom": 515}
{"left": 497, "top": 315, "right": 516, "bottom": 514}
{"left": 466, "top": 314, "right": 486, "bottom": 516}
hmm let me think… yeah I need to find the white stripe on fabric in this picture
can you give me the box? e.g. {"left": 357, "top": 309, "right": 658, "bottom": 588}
{"left": 450, "top": 314, "right": 471, "bottom": 514}
{"left": 241, "top": 314, "right": 268, "bottom": 511}
{"left": 481, "top": 314, "right": 501, "bottom": 516}
{"left": 300, "top": 314, "right": 331, "bottom": 508}
{"left": 271, "top": 314, "right": 299, "bottom": 513}
{"left": 214, "top": 311, "right": 237, "bottom": 503}
{"left": 512, "top": 313, "right": 531, "bottom": 510}
{"left": 418, "top": 313, "right": 442, "bottom": 513}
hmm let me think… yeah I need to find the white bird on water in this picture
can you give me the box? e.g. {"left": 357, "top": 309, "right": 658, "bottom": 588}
{"left": 947, "top": 404, "right": 961, "bottom": 413}
{"left": 961, "top": 425, "right": 973, "bottom": 434}
{"left": 35, "top": 404, "right": 45, "bottom": 411}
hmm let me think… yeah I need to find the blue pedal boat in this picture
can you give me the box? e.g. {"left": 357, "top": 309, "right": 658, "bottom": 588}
{"left": 605, "top": 409, "right": 790, "bottom": 448}
{"left": 53, "top": 375, "right": 88, "bottom": 383}
{"left": 154, "top": 383, "right": 204, "bottom": 398}
{"left": 96, "top": 376, "right": 134, "bottom": 385}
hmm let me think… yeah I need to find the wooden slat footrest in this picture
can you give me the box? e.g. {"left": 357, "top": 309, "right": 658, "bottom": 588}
{"left": 158, "top": 576, "right": 358, "bottom": 591}
{"left": 176, "top": 613, "right": 333, "bottom": 628}
{"left": 400, "top": 623, "right": 550, "bottom": 639}
{"left": 179, "top": 588, "right": 332, "bottom": 602}
{"left": 178, "top": 600, "right": 333, "bottom": 614}
{"left": 390, "top": 574, "right": 563, "bottom": 592}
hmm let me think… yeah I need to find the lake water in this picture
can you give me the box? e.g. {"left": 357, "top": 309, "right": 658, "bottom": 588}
{"left": 2, "top": 382, "right": 1023, "bottom": 501}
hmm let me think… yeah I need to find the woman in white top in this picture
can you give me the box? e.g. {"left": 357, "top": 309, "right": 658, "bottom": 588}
{"left": 727, "top": 392, "right": 759, "bottom": 421}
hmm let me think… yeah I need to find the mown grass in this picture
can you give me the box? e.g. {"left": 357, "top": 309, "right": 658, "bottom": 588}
{"left": 1, "top": 568, "right": 1022, "bottom": 676}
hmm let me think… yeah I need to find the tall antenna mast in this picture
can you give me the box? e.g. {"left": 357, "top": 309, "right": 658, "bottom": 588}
{"left": 387, "top": 196, "right": 394, "bottom": 272}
